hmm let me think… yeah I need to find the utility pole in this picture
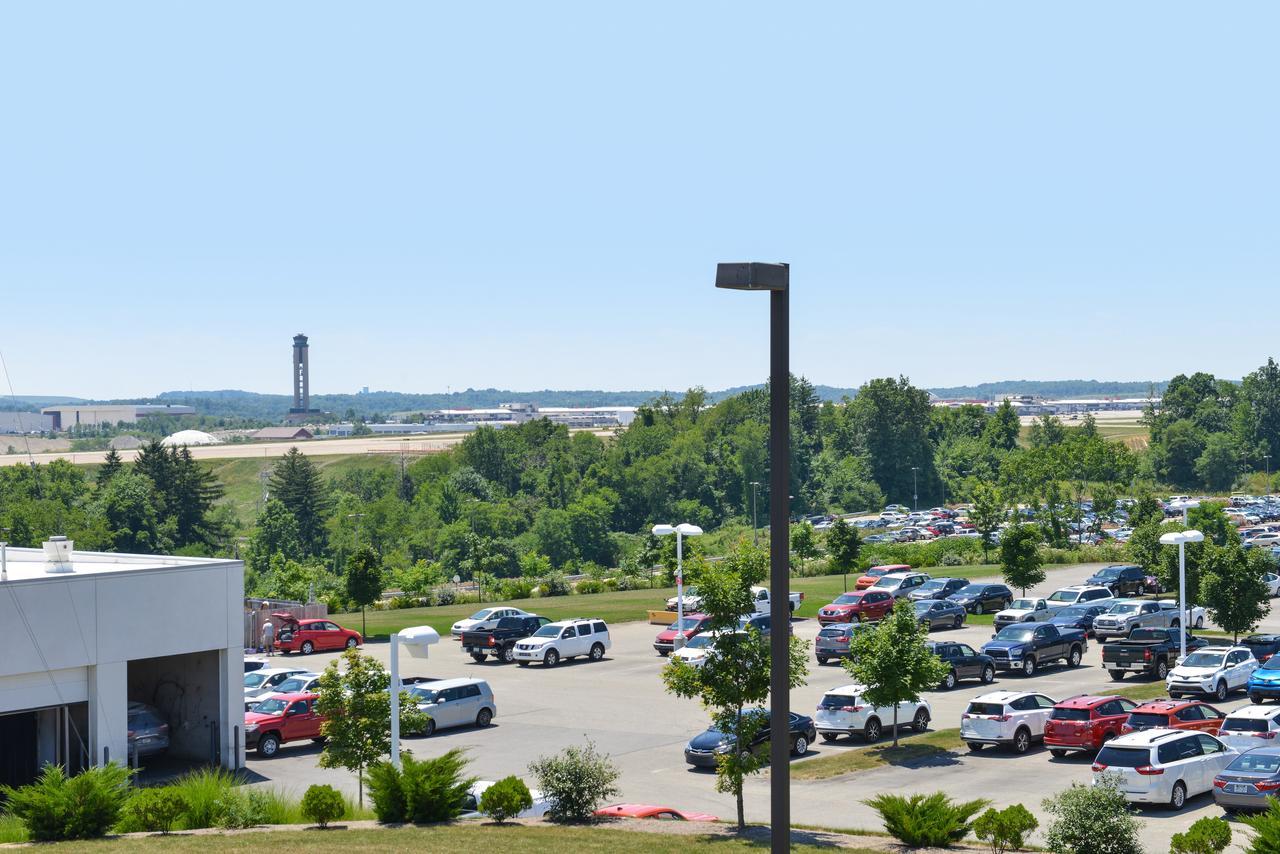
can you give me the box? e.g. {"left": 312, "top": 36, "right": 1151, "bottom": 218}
{"left": 911, "top": 466, "right": 920, "bottom": 511}
{"left": 1267, "top": 454, "right": 1273, "bottom": 496}
{"left": 750, "top": 481, "right": 761, "bottom": 546}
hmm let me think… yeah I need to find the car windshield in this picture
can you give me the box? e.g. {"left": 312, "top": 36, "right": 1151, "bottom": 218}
{"left": 409, "top": 687, "right": 438, "bottom": 703}
{"left": 918, "top": 580, "right": 946, "bottom": 591}
{"left": 818, "top": 627, "right": 849, "bottom": 638}
{"left": 833, "top": 593, "right": 863, "bottom": 605}
{"left": 1127, "top": 712, "right": 1170, "bottom": 728}
{"left": 1056, "top": 607, "right": 1089, "bottom": 618}
{"left": 1047, "top": 591, "right": 1078, "bottom": 603}
{"left": 953, "top": 584, "right": 985, "bottom": 597}
{"left": 468, "top": 609, "right": 496, "bottom": 620}
{"left": 1108, "top": 603, "right": 1141, "bottom": 614}
{"left": 243, "top": 673, "right": 267, "bottom": 688}
{"left": 1009, "top": 599, "right": 1036, "bottom": 610}
{"left": 532, "top": 625, "right": 560, "bottom": 638}
{"left": 684, "top": 634, "right": 714, "bottom": 649}
{"left": 276, "top": 677, "right": 311, "bottom": 693}
{"left": 1221, "top": 717, "right": 1270, "bottom": 733}
{"left": 253, "top": 698, "right": 288, "bottom": 715}
{"left": 1050, "top": 708, "right": 1091, "bottom": 721}
{"left": 1096, "top": 746, "right": 1151, "bottom": 768}
{"left": 912, "top": 600, "right": 934, "bottom": 611}
{"left": 1180, "top": 653, "right": 1225, "bottom": 668}
{"left": 667, "top": 617, "right": 704, "bottom": 631}
{"left": 995, "top": 628, "right": 1035, "bottom": 642}
{"left": 1228, "top": 753, "right": 1280, "bottom": 773}
{"left": 871, "top": 576, "right": 901, "bottom": 588}
{"left": 966, "top": 702, "right": 1005, "bottom": 716}
{"left": 1094, "top": 567, "right": 1122, "bottom": 579}
{"left": 1262, "top": 656, "right": 1280, "bottom": 671}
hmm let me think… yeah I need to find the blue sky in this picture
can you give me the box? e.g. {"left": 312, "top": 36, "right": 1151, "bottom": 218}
{"left": 0, "top": 2, "right": 1275, "bottom": 399}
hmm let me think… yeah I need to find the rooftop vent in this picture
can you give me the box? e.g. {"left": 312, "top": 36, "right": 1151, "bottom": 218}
{"left": 43, "top": 536, "right": 74, "bottom": 573}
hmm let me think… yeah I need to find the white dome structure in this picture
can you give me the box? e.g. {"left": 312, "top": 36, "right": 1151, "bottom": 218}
{"left": 161, "top": 429, "right": 222, "bottom": 447}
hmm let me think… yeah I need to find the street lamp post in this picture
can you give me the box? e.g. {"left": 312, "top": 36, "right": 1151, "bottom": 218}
{"left": 716, "top": 261, "right": 790, "bottom": 852}
{"left": 346, "top": 513, "right": 367, "bottom": 550}
{"left": 1158, "top": 530, "right": 1205, "bottom": 660}
{"left": 1267, "top": 455, "right": 1273, "bottom": 495}
{"left": 911, "top": 466, "right": 920, "bottom": 511}
{"left": 652, "top": 523, "right": 704, "bottom": 650}
{"left": 389, "top": 625, "right": 439, "bottom": 768}
{"left": 750, "top": 481, "right": 761, "bottom": 547}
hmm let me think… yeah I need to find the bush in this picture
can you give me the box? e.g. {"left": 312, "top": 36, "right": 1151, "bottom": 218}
{"left": 615, "top": 575, "right": 636, "bottom": 591}
{"left": 1042, "top": 777, "right": 1143, "bottom": 854}
{"left": 367, "top": 751, "right": 474, "bottom": 824}
{"left": 0, "top": 762, "right": 133, "bottom": 841}
{"left": 300, "top": 784, "right": 346, "bottom": 829}
{"left": 864, "top": 792, "right": 989, "bottom": 847}
{"left": 529, "top": 739, "right": 620, "bottom": 823}
{"left": 974, "top": 804, "right": 1038, "bottom": 854}
{"left": 433, "top": 588, "right": 457, "bottom": 607}
{"left": 214, "top": 789, "right": 271, "bottom": 829}
{"left": 1170, "top": 816, "right": 1230, "bottom": 854}
{"left": 498, "top": 579, "right": 535, "bottom": 600}
{"left": 367, "top": 761, "right": 408, "bottom": 823}
{"left": 940, "top": 551, "right": 966, "bottom": 567}
{"left": 125, "top": 787, "right": 189, "bottom": 834}
{"left": 540, "top": 573, "right": 571, "bottom": 597}
{"left": 479, "top": 776, "right": 533, "bottom": 824}
{"left": 575, "top": 579, "right": 605, "bottom": 595}
{"left": 1243, "top": 800, "right": 1280, "bottom": 854}
{"left": 167, "top": 767, "right": 238, "bottom": 829}
{"left": 388, "top": 595, "right": 422, "bottom": 610}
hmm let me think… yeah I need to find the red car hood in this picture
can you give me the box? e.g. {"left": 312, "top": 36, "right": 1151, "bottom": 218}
{"left": 594, "top": 803, "right": 719, "bottom": 821}
{"left": 821, "top": 603, "right": 856, "bottom": 612}
{"left": 656, "top": 628, "right": 694, "bottom": 642}
{"left": 245, "top": 711, "right": 284, "bottom": 726}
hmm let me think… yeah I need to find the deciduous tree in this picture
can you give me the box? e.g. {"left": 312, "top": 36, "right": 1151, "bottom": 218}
{"left": 999, "top": 524, "right": 1044, "bottom": 595}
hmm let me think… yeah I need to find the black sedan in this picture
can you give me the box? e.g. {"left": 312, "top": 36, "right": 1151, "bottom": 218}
{"left": 947, "top": 583, "right": 1013, "bottom": 615}
{"left": 684, "top": 709, "right": 816, "bottom": 768}
{"left": 1047, "top": 603, "right": 1111, "bottom": 637}
{"left": 913, "top": 599, "right": 967, "bottom": 630}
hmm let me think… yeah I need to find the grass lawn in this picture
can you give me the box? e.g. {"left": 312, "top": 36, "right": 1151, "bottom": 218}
{"left": 204, "top": 455, "right": 398, "bottom": 532}
{"left": 1113, "top": 678, "right": 1178, "bottom": 703}
{"left": 19, "top": 824, "right": 871, "bottom": 852}
{"left": 790, "top": 728, "right": 965, "bottom": 781}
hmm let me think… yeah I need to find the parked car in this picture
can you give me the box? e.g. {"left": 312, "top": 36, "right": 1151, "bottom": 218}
{"left": 815, "top": 623, "right": 869, "bottom": 665}
{"left": 1048, "top": 603, "right": 1112, "bottom": 637}
{"left": 744, "top": 586, "right": 803, "bottom": 615}
{"left": 450, "top": 607, "right": 532, "bottom": 638}
{"left": 513, "top": 618, "right": 610, "bottom": 667}
{"left": 1044, "top": 694, "right": 1138, "bottom": 757}
{"left": 1044, "top": 585, "right": 1114, "bottom": 611}
{"left": 993, "top": 597, "right": 1053, "bottom": 630}
{"left": 960, "top": 690, "right": 1057, "bottom": 753}
{"left": 252, "top": 672, "right": 322, "bottom": 709}
{"left": 814, "top": 684, "right": 931, "bottom": 743}
{"left": 274, "top": 618, "right": 363, "bottom": 655}
{"left": 908, "top": 577, "right": 969, "bottom": 602}
{"left": 1249, "top": 653, "right": 1280, "bottom": 704}
{"left": 947, "top": 582, "right": 1014, "bottom": 615}
{"left": 981, "top": 623, "right": 1087, "bottom": 676}
{"left": 594, "top": 804, "right": 718, "bottom": 821}
{"left": 1167, "top": 646, "right": 1259, "bottom": 702}
{"left": 1092, "top": 729, "right": 1236, "bottom": 809}
{"left": 461, "top": 781, "right": 551, "bottom": 819}
{"left": 738, "top": 612, "right": 789, "bottom": 637}
{"left": 1102, "top": 628, "right": 1208, "bottom": 681}
{"left": 671, "top": 631, "right": 730, "bottom": 668}
{"left": 683, "top": 709, "right": 816, "bottom": 767}
{"left": 1085, "top": 564, "right": 1148, "bottom": 597}
{"left": 1159, "top": 601, "right": 1207, "bottom": 631}
{"left": 817, "top": 589, "right": 894, "bottom": 625}
{"left": 244, "top": 692, "right": 323, "bottom": 757}
{"left": 1264, "top": 573, "right": 1280, "bottom": 598}
{"left": 913, "top": 599, "right": 967, "bottom": 630}
{"left": 1241, "top": 634, "right": 1280, "bottom": 665}
{"left": 1212, "top": 746, "right": 1280, "bottom": 811}
{"left": 854, "top": 564, "right": 912, "bottom": 590}
{"left": 928, "top": 641, "right": 996, "bottom": 690}
{"left": 408, "top": 677, "right": 496, "bottom": 735}
{"left": 666, "top": 587, "right": 702, "bottom": 612}
{"left": 461, "top": 615, "right": 552, "bottom": 663}
{"left": 1122, "top": 699, "right": 1226, "bottom": 735}
{"left": 243, "top": 667, "right": 309, "bottom": 701}
{"left": 127, "top": 702, "right": 170, "bottom": 759}
{"left": 654, "top": 613, "right": 713, "bottom": 655}
{"left": 870, "top": 572, "right": 931, "bottom": 600}
{"left": 1217, "top": 705, "right": 1280, "bottom": 749}
{"left": 244, "top": 658, "right": 268, "bottom": 673}
{"left": 1091, "top": 599, "right": 1179, "bottom": 640}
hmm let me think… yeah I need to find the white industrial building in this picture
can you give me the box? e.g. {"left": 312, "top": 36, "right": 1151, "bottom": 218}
{"left": 40, "top": 404, "right": 196, "bottom": 430}
{"left": 0, "top": 539, "right": 244, "bottom": 788}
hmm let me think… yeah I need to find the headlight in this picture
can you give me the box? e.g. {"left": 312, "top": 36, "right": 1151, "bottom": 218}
{"left": 244, "top": 723, "right": 258, "bottom": 733}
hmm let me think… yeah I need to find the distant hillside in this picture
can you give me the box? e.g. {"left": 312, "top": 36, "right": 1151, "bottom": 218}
{"left": 927, "top": 380, "right": 1165, "bottom": 401}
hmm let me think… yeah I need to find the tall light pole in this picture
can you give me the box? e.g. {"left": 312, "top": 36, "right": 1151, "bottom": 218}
{"left": 750, "top": 481, "right": 761, "bottom": 546}
{"left": 1159, "top": 530, "right": 1205, "bottom": 660}
{"left": 346, "top": 513, "right": 367, "bottom": 550}
{"left": 716, "top": 261, "right": 790, "bottom": 852}
{"left": 1171, "top": 498, "right": 1200, "bottom": 526}
{"left": 1267, "top": 455, "right": 1273, "bottom": 496}
{"left": 911, "top": 466, "right": 920, "bottom": 511}
{"left": 389, "top": 625, "right": 439, "bottom": 768}
{"left": 652, "top": 523, "right": 704, "bottom": 649}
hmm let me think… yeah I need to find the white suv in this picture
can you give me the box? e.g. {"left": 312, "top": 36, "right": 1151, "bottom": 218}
{"left": 1045, "top": 585, "right": 1113, "bottom": 611}
{"left": 1092, "top": 729, "right": 1236, "bottom": 809}
{"left": 513, "top": 618, "right": 610, "bottom": 667}
{"left": 960, "top": 690, "right": 1056, "bottom": 754}
{"left": 1166, "top": 646, "right": 1259, "bottom": 702}
{"left": 1218, "top": 705, "right": 1280, "bottom": 749}
{"left": 871, "top": 572, "right": 931, "bottom": 599}
{"left": 814, "top": 684, "right": 931, "bottom": 743}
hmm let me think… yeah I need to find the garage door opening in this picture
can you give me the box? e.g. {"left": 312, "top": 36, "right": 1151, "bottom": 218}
{"left": 127, "top": 651, "right": 223, "bottom": 767}
{"left": 0, "top": 704, "right": 88, "bottom": 789}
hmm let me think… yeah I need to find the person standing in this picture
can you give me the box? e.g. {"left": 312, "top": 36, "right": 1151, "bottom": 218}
{"left": 260, "top": 613, "right": 276, "bottom": 656}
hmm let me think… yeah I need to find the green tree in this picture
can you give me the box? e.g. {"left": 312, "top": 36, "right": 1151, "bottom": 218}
{"left": 969, "top": 483, "right": 1006, "bottom": 561}
{"left": 661, "top": 542, "right": 809, "bottom": 831}
{"left": 791, "top": 521, "right": 817, "bottom": 571}
{"left": 1196, "top": 433, "right": 1240, "bottom": 491}
{"left": 95, "top": 448, "right": 123, "bottom": 487}
{"left": 268, "top": 448, "right": 332, "bottom": 557}
{"left": 245, "top": 498, "right": 303, "bottom": 573}
{"left": 999, "top": 524, "right": 1044, "bottom": 595}
{"left": 1090, "top": 483, "right": 1117, "bottom": 536}
{"left": 98, "top": 470, "right": 165, "bottom": 554}
{"left": 825, "top": 517, "right": 861, "bottom": 591}
{"left": 345, "top": 547, "right": 384, "bottom": 636}
{"left": 844, "top": 376, "right": 937, "bottom": 505}
{"left": 315, "top": 649, "right": 427, "bottom": 806}
{"left": 844, "top": 599, "right": 949, "bottom": 746}
{"left": 983, "top": 400, "right": 1021, "bottom": 451}
{"left": 1201, "top": 543, "right": 1271, "bottom": 641}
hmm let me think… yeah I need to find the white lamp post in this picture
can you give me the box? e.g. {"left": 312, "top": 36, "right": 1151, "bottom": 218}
{"left": 1159, "top": 530, "right": 1205, "bottom": 660}
{"left": 1169, "top": 498, "right": 1200, "bottom": 525}
{"left": 389, "top": 625, "right": 439, "bottom": 768}
{"left": 652, "top": 523, "right": 704, "bottom": 650}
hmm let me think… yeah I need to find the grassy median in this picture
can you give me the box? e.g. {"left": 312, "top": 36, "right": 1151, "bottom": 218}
{"left": 789, "top": 728, "right": 965, "bottom": 781}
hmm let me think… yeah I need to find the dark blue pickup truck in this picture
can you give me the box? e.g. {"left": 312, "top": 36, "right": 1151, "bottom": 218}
{"left": 981, "top": 623, "right": 1088, "bottom": 677}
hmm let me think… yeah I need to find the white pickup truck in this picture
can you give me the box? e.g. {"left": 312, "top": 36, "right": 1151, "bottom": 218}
{"left": 667, "top": 585, "right": 803, "bottom": 615}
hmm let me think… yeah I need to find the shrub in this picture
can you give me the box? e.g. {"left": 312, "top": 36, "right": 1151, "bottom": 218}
{"left": 401, "top": 749, "right": 475, "bottom": 823}
{"left": 529, "top": 739, "right": 620, "bottom": 823}
{"left": 479, "top": 776, "right": 533, "bottom": 824}
{"left": 0, "top": 762, "right": 133, "bottom": 841}
{"left": 974, "top": 804, "right": 1038, "bottom": 854}
{"left": 575, "top": 579, "right": 605, "bottom": 595}
{"left": 939, "top": 551, "right": 966, "bottom": 567}
{"left": 168, "top": 767, "right": 238, "bottom": 829}
{"left": 864, "top": 791, "right": 989, "bottom": 847}
{"left": 367, "top": 761, "right": 408, "bottom": 823}
{"left": 541, "top": 573, "right": 571, "bottom": 597}
{"left": 1170, "top": 816, "right": 1230, "bottom": 854}
{"left": 498, "top": 579, "right": 535, "bottom": 600}
{"left": 125, "top": 787, "right": 189, "bottom": 834}
{"left": 1042, "top": 777, "right": 1143, "bottom": 854}
{"left": 615, "top": 575, "right": 636, "bottom": 591}
{"left": 434, "top": 588, "right": 457, "bottom": 607}
{"left": 300, "top": 784, "right": 346, "bottom": 829}
{"left": 214, "top": 789, "right": 271, "bottom": 829}
{"left": 1243, "top": 800, "right": 1280, "bottom": 854}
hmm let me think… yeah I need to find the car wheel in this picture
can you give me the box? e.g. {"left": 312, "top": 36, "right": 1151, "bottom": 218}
{"left": 1169, "top": 691, "right": 1182, "bottom": 699}
{"left": 942, "top": 670, "right": 957, "bottom": 691}
{"left": 981, "top": 665, "right": 996, "bottom": 684}
{"left": 1012, "top": 728, "right": 1031, "bottom": 754}
{"left": 792, "top": 736, "right": 808, "bottom": 756}
{"left": 1068, "top": 646, "right": 1082, "bottom": 667}
{"left": 1252, "top": 693, "right": 1266, "bottom": 705}
{"left": 300, "top": 641, "right": 315, "bottom": 655}
{"left": 974, "top": 603, "right": 985, "bottom": 615}
{"left": 954, "top": 615, "right": 964, "bottom": 629}
{"left": 817, "top": 656, "right": 829, "bottom": 666}
{"left": 1156, "top": 661, "right": 1168, "bottom": 680}
{"left": 1050, "top": 748, "right": 1068, "bottom": 758}
{"left": 658, "top": 650, "right": 669, "bottom": 657}
{"left": 821, "top": 732, "right": 839, "bottom": 743}
{"left": 864, "top": 718, "right": 882, "bottom": 743}
{"left": 1022, "top": 657, "right": 1036, "bottom": 677}
{"left": 471, "top": 652, "right": 487, "bottom": 663}
{"left": 1171, "top": 619, "right": 1180, "bottom": 629}
{"left": 544, "top": 649, "right": 560, "bottom": 667}
{"left": 257, "top": 734, "right": 280, "bottom": 758}
{"left": 912, "top": 708, "right": 930, "bottom": 733}
{"left": 424, "top": 718, "right": 436, "bottom": 736}
{"left": 345, "top": 637, "right": 358, "bottom": 649}
{"left": 1170, "top": 781, "right": 1187, "bottom": 810}
{"left": 502, "top": 645, "right": 516, "bottom": 663}
{"left": 311, "top": 736, "right": 327, "bottom": 744}
{"left": 1216, "top": 680, "right": 1228, "bottom": 702}
{"left": 590, "top": 643, "right": 605, "bottom": 661}
{"left": 966, "top": 741, "right": 985, "bottom": 752}
{"left": 476, "top": 708, "right": 493, "bottom": 727}
{"left": 1196, "top": 616, "right": 1205, "bottom": 629}
{"left": 1109, "top": 669, "right": 1126, "bottom": 681}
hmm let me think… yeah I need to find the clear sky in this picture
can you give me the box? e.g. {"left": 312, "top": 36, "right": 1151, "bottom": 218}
{"left": 1, "top": 2, "right": 1275, "bottom": 399}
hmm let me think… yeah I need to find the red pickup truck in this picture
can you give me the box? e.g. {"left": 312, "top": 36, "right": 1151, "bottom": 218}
{"left": 244, "top": 692, "right": 325, "bottom": 757}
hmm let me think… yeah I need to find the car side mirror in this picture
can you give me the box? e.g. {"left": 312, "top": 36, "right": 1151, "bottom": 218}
{"left": 436, "top": 697, "right": 448, "bottom": 704}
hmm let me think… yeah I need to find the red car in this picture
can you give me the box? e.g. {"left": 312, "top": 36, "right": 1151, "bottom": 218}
{"left": 594, "top": 803, "right": 719, "bottom": 821}
{"left": 274, "top": 615, "right": 363, "bottom": 655}
{"left": 244, "top": 692, "right": 325, "bottom": 757}
{"left": 1121, "top": 699, "right": 1226, "bottom": 736}
{"left": 818, "top": 589, "right": 894, "bottom": 625}
{"left": 654, "top": 613, "right": 712, "bottom": 655}
{"left": 854, "top": 564, "right": 912, "bottom": 590}
{"left": 1044, "top": 694, "right": 1138, "bottom": 756}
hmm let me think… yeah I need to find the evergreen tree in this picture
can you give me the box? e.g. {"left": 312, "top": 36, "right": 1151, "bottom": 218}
{"left": 96, "top": 448, "right": 123, "bottom": 487}
{"left": 269, "top": 447, "right": 333, "bottom": 557}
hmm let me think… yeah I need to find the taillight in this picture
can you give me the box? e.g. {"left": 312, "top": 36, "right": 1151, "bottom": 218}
{"left": 1144, "top": 649, "right": 1152, "bottom": 661}
{"left": 841, "top": 705, "right": 865, "bottom": 713}
{"left": 1257, "top": 731, "right": 1278, "bottom": 739}
{"left": 487, "top": 637, "right": 495, "bottom": 646}
{"left": 1092, "top": 762, "right": 1107, "bottom": 772}
{"left": 994, "top": 715, "right": 1011, "bottom": 722}
{"left": 1213, "top": 778, "right": 1227, "bottom": 789}
{"left": 1255, "top": 780, "right": 1280, "bottom": 792}
{"left": 1136, "top": 765, "right": 1164, "bottom": 775}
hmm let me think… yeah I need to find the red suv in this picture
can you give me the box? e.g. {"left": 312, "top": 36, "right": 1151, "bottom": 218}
{"left": 1044, "top": 694, "right": 1137, "bottom": 756}
{"left": 1121, "top": 699, "right": 1226, "bottom": 735}
{"left": 274, "top": 616, "right": 363, "bottom": 655}
{"left": 817, "top": 590, "right": 894, "bottom": 625}
{"left": 244, "top": 692, "right": 325, "bottom": 757}
{"left": 654, "top": 614, "right": 712, "bottom": 655}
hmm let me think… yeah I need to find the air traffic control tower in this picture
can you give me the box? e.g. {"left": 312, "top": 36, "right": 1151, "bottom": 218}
{"left": 286, "top": 334, "right": 321, "bottom": 422}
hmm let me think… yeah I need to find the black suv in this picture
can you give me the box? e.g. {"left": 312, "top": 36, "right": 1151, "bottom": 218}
{"left": 946, "top": 583, "right": 1013, "bottom": 615}
{"left": 1085, "top": 564, "right": 1147, "bottom": 596}
{"left": 928, "top": 640, "right": 996, "bottom": 690}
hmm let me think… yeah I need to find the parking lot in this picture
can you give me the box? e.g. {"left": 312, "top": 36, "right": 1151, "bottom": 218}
{"left": 244, "top": 561, "right": 1279, "bottom": 851}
